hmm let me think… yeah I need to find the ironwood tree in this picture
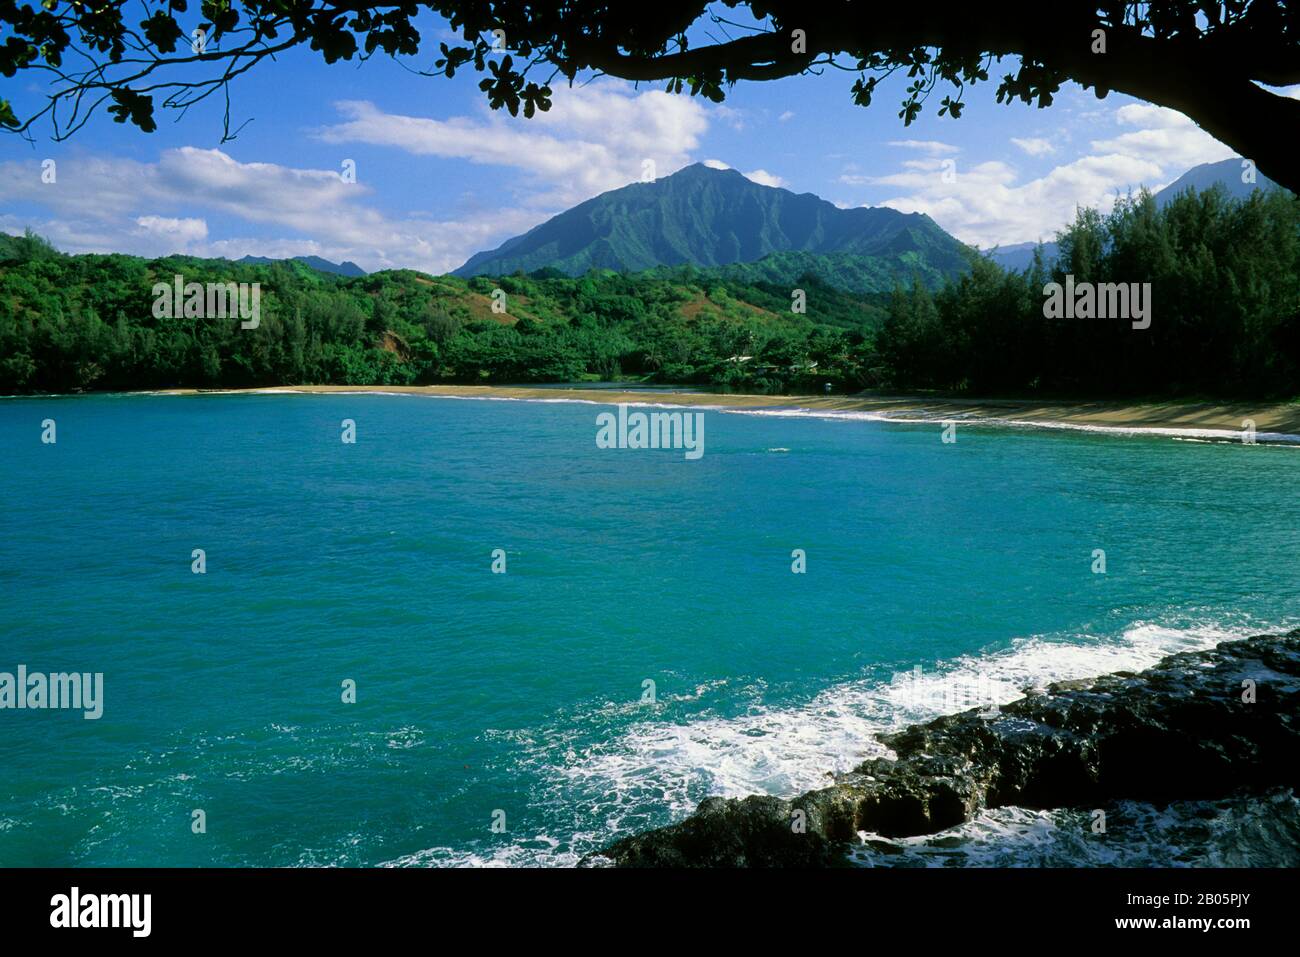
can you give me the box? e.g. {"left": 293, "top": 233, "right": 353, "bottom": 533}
{"left": 2, "top": 2, "right": 1297, "bottom": 189}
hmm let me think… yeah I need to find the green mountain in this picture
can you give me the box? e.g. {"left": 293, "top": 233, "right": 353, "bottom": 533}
{"left": 4, "top": 176, "right": 1298, "bottom": 398}
{"left": 455, "top": 163, "right": 971, "bottom": 292}
{"left": 236, "top": 254, "right": 366, "bottom": 277}
{"left": 1153, "top": 157, "right": 1284, "bottom": 207}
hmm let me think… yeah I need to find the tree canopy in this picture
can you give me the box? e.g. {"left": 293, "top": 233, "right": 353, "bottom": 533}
{"left": 2, "top": 2, "right": 1297, "bottom": 190}
{"left": 3, "top": 184, "right": 1298, "bottom": 397}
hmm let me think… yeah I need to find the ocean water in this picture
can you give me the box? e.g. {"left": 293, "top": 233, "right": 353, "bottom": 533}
{"left": 0, "top": 392, "right": 1297, "bottom": 867}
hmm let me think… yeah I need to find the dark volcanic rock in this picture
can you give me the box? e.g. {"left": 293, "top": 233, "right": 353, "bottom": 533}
{"left": 584, "top": 631, "right": 1300, "bottom": 867}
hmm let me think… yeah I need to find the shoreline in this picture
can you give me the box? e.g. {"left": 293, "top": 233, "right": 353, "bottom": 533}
{"left": 9, "top": 382, "right": 1300, "bottom": 440}
{"left": 145, "top": 384, "right": 1300, "bottom": 440}
{"left": 584, "top": 629, "right": 1300, "bottom": 868}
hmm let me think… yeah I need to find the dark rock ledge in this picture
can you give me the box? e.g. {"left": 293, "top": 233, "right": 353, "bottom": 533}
{"left": 582, "top": 630, "right": 1300, "bottom": 867}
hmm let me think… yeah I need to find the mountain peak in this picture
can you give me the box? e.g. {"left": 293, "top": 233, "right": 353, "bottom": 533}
{"left": 1153, "top": 157, "right": 1283, "bottom": 207}
{"left": 674, "top": 161, "right": 746, "bottom": 179}
{"left": 454, "top": 162, "right": 967, "bottom": 283}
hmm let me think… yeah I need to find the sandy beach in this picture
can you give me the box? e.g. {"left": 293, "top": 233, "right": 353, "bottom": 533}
{"left": 159, "top": 384, "right": 1300, "bottom": 438}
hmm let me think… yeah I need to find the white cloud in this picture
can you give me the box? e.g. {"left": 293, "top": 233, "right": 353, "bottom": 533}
{"left": 778, "top": 110, "right": 795, "bottom": 122}
{"left": 1, "top": 148, "right": 361, "bottom": 236}
{"left": 1011, "top": 137, "right": 1056, "bottom": 157}
{"left": 713, "top": 104, "right": 747, "bottom": 131}
{"left": 315, "top": 82, "right": 709, "bottom": 210}
{"left": 887, "top": 139, "right": 960, "bottom": 155}
{"left": 1110, "top": 104, "right": 1187, "bottom": 129}
{"left": 873, "top": 152, "right": 1164, "bottom": 248}
{"left": 8, "top": 80, "right": 1252, "bottom": 272}
{"left": 0, "top": 149, "right": 538, "bottom": 273}
{"left": 863, "top": 102, "right": 1239, "bottom": 247}
{"left": 1090, "top": 104, "right": 1233, "bottom": 169}
{"left": 0, "top": 82, "right": 719, "bottom": 273}
{"left": 743, "top": 169, "right": 786, "bottom": 188}
{"left": 134, "top": 215, "right": 208, "bottom": 245}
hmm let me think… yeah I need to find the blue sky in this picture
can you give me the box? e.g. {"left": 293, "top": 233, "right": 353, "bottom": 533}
{"left": 1, "top": 11, "right": 1286, "bottom": 273}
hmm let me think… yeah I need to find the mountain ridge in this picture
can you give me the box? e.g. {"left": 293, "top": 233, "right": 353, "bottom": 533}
{"left": 1154, "top": 156, "right": 1282, "bottom": 207}
{"left": 236, "top": 254, "right": 366, "bottom": 277}
{"left": 455, "top": 163, "right": 970, "bottom": 292}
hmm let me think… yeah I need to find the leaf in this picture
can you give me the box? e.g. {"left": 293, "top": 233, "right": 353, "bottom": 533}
{"left": 107, "top": 88, "right": 157, "bottom": 132}
{"left": 140, "top": 12, "right": 184, "bottom": 54}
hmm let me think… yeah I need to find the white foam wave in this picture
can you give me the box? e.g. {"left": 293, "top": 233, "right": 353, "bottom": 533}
{"left": 42, "top": 389, "right": 1299, "bottom": 444}
{"left": 405, "top": 619, "right": 1273, "bottom": 867}
{"left": 380, "top": 833, "right": 587, "bottom": 869}
{"left": 848, "top": 789, "right": 1300, "bottom": 867}
{"left": 723, "top": 405, "right": 1300, "bottom": 443}
{"left": 548, "top": 621, "right": 1261, "bottom": 826}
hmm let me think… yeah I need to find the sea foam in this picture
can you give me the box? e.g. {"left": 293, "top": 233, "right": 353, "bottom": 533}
{"left": 397, "top": 618, "right": 1288, "bottom": 867}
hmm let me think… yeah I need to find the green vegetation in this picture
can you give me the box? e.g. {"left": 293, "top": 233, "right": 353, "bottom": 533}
{"left": 0, "top": 232, "right": 885, "bottom": 394}
{"left": 5, "top": 3, "right": 1296, "bottom": 199}
{"left": 2, "top": 185, "right": 1297, "bottom": 398}
{"left": 880, "top": 186, "right": 1300, "bottom": 397}
{"left": 456, "top": 164, "right": 968, "bottom": 291}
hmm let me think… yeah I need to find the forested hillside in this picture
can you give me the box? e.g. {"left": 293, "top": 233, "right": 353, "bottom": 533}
{"left": 881, "top": 187, "right": 1300, "bottom": 397}
{"left": 2, "top": 185, "right": 1297, "bottom": 398}
{"left": 454, "top": 163, "right": 968, "bottom": 290}
{"left": 0, "top": 235, "right": 887, "bottom": 394}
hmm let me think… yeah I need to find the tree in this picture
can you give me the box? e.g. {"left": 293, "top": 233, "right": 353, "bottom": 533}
{"left": 2, "top": 2, "right": 1297, "bottom": 191}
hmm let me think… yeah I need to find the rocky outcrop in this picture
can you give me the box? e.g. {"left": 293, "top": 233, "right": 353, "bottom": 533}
{"left": 585, "top": 630, "right": 1300, "bottom": 867}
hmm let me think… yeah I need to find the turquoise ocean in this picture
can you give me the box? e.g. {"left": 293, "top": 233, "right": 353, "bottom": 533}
{"left": 1, "top": 392, "right": 1297, "bottom": 866}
